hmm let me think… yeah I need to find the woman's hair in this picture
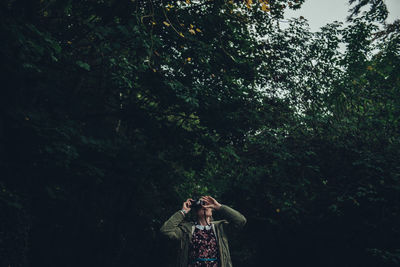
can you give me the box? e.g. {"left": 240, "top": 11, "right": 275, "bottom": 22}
{"left": 192, "top": 207, "right": 214, "bottom": 223}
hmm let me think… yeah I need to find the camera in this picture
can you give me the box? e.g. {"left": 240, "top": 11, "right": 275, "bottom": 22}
{"left": 190, "top": 198, "right": 205, "bottom": 208}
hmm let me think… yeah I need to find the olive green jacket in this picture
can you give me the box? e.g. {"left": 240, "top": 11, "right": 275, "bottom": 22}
{"left": 160, "top": 205, "right": 246, "bottom": 267}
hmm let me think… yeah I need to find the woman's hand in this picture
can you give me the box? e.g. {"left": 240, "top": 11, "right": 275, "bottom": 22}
{"left": 201, "top": 196, "right": 222, "bottom": 210}
{"left": 182, "top": 198, "right": 193, "bottom": 213}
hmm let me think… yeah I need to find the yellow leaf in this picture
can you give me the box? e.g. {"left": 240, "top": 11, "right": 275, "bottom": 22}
{"left": 189, "top": 29, "right": 196, "bottom": 34}
{"left": 152, "top": 68, "right": 157, "bottom": 72}
{"left": 168, "top": 4, "right": 173, "bottom": 8}
{"left": 186, "top": 0, "right": 191, "bottom": 3}
{"left": 190, "top": 24, "right": 194, "bottom": 29}
{"left": 180, "top": 23, "right": 185, "bottom": 26}
{"left": 246, "top": 0, "right": 253, "bottom": 9}
{"left": 276, "top": 208, "right": 280, "bottom": 213}
{"left": 166, "top": 7, "right": 170, "bottom": 11}
{"left": 179, "top": 32, "right": 185, "bottom": 37}
{"left": 261, "top": 4, "right": 270, "bottom": 11}
{"left": 367, "top": 66, "right": 373, "bottom": 71}
{"left": 196, "top": 28, "right": 202, "bottom": 32}
{"left": 187, "top": 57, "right": 191, "bottom": 62}
{"left": 152, "top": 21, "right": 156, "bottom": 25}
{"left": 67, "top": 41, "right": 72, "bottom": 45}
{"left": 163, "top": 21, "right": 170, "bottom": 27}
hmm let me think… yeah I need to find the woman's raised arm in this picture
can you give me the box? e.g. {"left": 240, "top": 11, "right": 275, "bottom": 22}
{"left": 201, "top": 196, "right": 247, "bottom": 229}
{"left": 160, "top": 198, "right": 192, "bottom": 240}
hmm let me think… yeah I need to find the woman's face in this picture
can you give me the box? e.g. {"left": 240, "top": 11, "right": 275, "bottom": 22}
{"left": 196, "top": 206, "right": 213, "bottom": 218}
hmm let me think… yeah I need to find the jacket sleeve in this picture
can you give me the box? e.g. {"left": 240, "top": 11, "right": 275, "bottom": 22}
{"left": 160, "top": 210, "right": 185, "bottom": 241}
{"left": 217, "top": 204, "right": 247, "bottom": 229}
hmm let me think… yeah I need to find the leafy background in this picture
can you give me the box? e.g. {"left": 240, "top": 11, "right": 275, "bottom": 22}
{"left": 0, "top": 0, "right": 399, "bottom": 266}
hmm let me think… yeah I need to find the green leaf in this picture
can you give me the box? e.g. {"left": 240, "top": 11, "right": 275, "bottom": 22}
{"left": 76, "top": 60, "right": 91, "bottom": 71}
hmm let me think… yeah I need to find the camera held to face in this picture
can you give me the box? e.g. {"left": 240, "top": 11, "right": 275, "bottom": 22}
{"left": 190, "top": 198, "right": 205, "bottom": 209}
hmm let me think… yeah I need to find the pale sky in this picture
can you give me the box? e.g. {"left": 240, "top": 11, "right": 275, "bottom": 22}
{"left": 284, "top": 0, "right": 400, "bottom": 32}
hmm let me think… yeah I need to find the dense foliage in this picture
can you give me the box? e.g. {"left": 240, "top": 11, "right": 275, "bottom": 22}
{"left": 1, "top": 0, "right": 399, "bottom": 266}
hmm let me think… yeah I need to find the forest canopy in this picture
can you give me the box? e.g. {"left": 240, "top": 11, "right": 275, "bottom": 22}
{"left": 0, "top": 0, "right": 399, "bottom": 266}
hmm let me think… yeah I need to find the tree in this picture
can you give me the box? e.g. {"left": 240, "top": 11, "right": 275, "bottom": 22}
{"left": 0, "top": 0, "right": 399, "bottom": 266}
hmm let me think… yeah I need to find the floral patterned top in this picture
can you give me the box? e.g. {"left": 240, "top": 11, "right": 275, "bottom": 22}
{"left": 188, "top": 224, "right": 219, "bottom": 267}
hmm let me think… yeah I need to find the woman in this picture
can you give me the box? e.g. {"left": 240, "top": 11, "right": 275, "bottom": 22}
{"left": 160, "top": 196, "right": 246, "bottom": 267}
